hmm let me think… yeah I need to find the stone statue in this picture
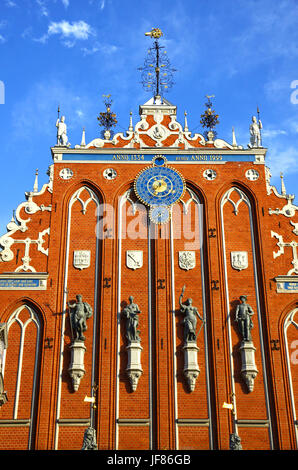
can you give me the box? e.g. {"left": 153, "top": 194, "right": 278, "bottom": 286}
{"left": 81, "top": 426, "right": 98, "bottom": 450}
{"left": 179, "top": 285, "right": 204, "bottom": 343}
{"left": 123, "top": 296, "right": 141, "bottom": 342}
{"left": 249, "top": 115, "right": 262, "bottom": 148}
{"left": 56, "top": 115, "right": 70, "bottom": 147}
{"left": 229, "top": 433, "right": 242, "bottom": 450}
{"left": 68, "top": 294, "right": 93, "bottom": 342}
{"left": 235, "top": 295, "right": 254, "bottom": 342}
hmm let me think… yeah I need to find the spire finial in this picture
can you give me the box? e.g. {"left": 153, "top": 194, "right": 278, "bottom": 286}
{"left": 97, "top": 94, "right": 117, "bottom": 140}
{"left": 184, "top": 111, "right": 189, "bottom": 132}
{"left": 128, "top": 111, "right": 133, "bottom": 132}
{"left": 33, "top": 169, "right": 39, "bottom": 193}
{"left": 232, "top": 126, "right": 237, "bottom": 147}
{"left": 80, "top": 127, "right": 86, "bottom": 147}
{"left": 139, "top": 29, "right": 176, "bottom": 101}
{"left": 280, "top": 172, "right": 286, "bottom": 196}
{"left": 200, "top": 95, "right": 219, "bottom": 142}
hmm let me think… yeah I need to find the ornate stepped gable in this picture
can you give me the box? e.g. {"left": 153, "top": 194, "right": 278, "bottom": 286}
{"left": 0, "top": 167, "right": 53, "bottom": 273}
{"left": 265, "top": 169, "right": 298, "bottom": 281}
{"left": 1, "top": 104, "right": 298, "bottom": 283}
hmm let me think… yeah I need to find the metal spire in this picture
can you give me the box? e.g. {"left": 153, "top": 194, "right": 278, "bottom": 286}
{"left": 139, "top": 28, "right": 176, "bottom": 102}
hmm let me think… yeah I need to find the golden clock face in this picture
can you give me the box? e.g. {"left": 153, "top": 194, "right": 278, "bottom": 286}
{"left": 134, "top": 165, "right": 185, "bottom": 207}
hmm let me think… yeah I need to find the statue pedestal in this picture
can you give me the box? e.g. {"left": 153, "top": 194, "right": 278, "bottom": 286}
{"left": 182, "top": 341, "right": 200, "bottom": 392}
{"left": 126, "top": 341, "right": 143, "bottom": 392}
{"left": 68, "top": 340, "right": 86, "bottom": 392}
{"left": 239, "top": 340, "right": 258, "bottom": 392}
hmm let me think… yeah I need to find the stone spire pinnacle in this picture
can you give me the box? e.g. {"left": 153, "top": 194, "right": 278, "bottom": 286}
{"left": 184, "top": 111, "right": 189, "bottom": 132}
{"left": 129, "top": 111, "right": 133, "bottom": 132}
{"left": 33, "top": 169, "right": 39, "bottom": 193}
{"left": 232, "top": 127, "right": 238, "bottom": 147}
{"left": 280, "top": 172, "right": 286, "bottom": 196}
{"left": 80, "top": 127, "right": 86, "bottom": 147}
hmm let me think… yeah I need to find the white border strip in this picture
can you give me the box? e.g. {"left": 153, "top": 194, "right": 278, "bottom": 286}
{"left": 284, "top": 309, "right": 298, "bottom": 447}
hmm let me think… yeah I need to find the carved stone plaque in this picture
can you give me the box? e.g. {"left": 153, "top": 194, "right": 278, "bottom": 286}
{"left": 126, "top": 251, "right": 143, "bottom": 270}
{"left": 73, "top": 250, "right": 91, "bottom": 270}
{"left": 178, "top": 251, "right": 196, "bottom": 271}
{"left": 231, "top": 251, "right": 248, "bottom": 271}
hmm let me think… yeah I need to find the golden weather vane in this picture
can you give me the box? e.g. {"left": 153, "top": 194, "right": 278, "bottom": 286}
{"left": 145, "top": 28, "right": 163, "bottom": 39}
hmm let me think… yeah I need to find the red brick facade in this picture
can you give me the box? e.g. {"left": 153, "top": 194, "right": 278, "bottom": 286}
{"left": 0, "top": 97, "right": 297, "bottom": 450}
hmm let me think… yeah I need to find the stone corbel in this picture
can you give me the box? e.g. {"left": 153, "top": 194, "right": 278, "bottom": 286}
{"left": 126, "top": 341, "right": 143, "bottom": 392}
{"left": 239, "top": 341, "right": 258, "bottom": 393}
{"left": 68, "top": 341, "right": 86, "bottom": 392}
{"left": 182, "top": 342, "right": 200, "bottom": 392}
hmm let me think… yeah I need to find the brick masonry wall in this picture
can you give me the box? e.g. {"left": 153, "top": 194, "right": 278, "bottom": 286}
{"left": 0, "top": 146, "right": 297, "bottom": 450}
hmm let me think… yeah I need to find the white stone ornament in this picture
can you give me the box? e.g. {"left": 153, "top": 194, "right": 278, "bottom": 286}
{"left": 231, "top": 251, "right": 248, "bottom": 271}
{"left": 245, "top": 169, "right": 259, "bottom": 181}
{"left": 178, "top": 251, "right": 196, "bottom": 271}
{"left": 103, "top": 168, "right": 117, "bottom": 180}
{"left": 126, "top": 250, "right": 143, "bottom": 270}
{"left": 59, "top": 168, "right": 73, "bottom": 180}
{"left": 203, "top": 169, "right": 217, "bottom": 181}
{"left": 73, "top": 251, "right": 91, "bottom": 270}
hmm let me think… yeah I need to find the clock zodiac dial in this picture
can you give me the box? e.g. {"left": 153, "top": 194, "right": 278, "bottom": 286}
{"left": 134, "top": 165, "right": 185, "bottom": 207}
{"left": 149, "top": 205, "right": 171, "bottom": 224}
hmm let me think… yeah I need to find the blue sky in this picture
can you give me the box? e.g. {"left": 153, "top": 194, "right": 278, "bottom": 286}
{"left": 0, "top": 0, "right": 298, "bottom": 229}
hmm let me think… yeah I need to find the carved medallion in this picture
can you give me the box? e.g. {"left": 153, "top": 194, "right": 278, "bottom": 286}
{"left": 231, "top": 251, "right": 248, "bottom": 271}
{"left": 59, "top": 168, "right": 73, "bottom": 180}
{"left": 73, "top": 250, "right": 91, "bottom": 270}
{"left": 126, "top": 250, "right": 143, "bottom": 270}
{"left": 178, "top": 251, "right": 196, "bottom": 271}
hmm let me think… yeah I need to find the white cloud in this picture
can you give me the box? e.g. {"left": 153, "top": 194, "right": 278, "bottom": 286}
{"left": 81, "top": 43, "right": 118, "bottom": 55}
{"left": 5, "top": 0, "right": 17, "bottom": 6}
{"left": 81, "top": 45, "right": 99, "bottom": 55}
{"left": 100, "top": 0, "right": 105, "bottom": 9}
{"left": 0, "top": 21, "right": 6, "bottom": 43}
{"left": 48, "top": 20, "right": 93, "bottom": 40}
{"left": 34, "top": 20, "right": 94, "bottom": 46}
{"left": 61, "top": 0, "right": 70, "bottom": 7}
{"left": 36, "top": 0, "right": 49, "bottom": 17}
{"left": 262, "top": 129, "right": 287, "bottom": 138}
